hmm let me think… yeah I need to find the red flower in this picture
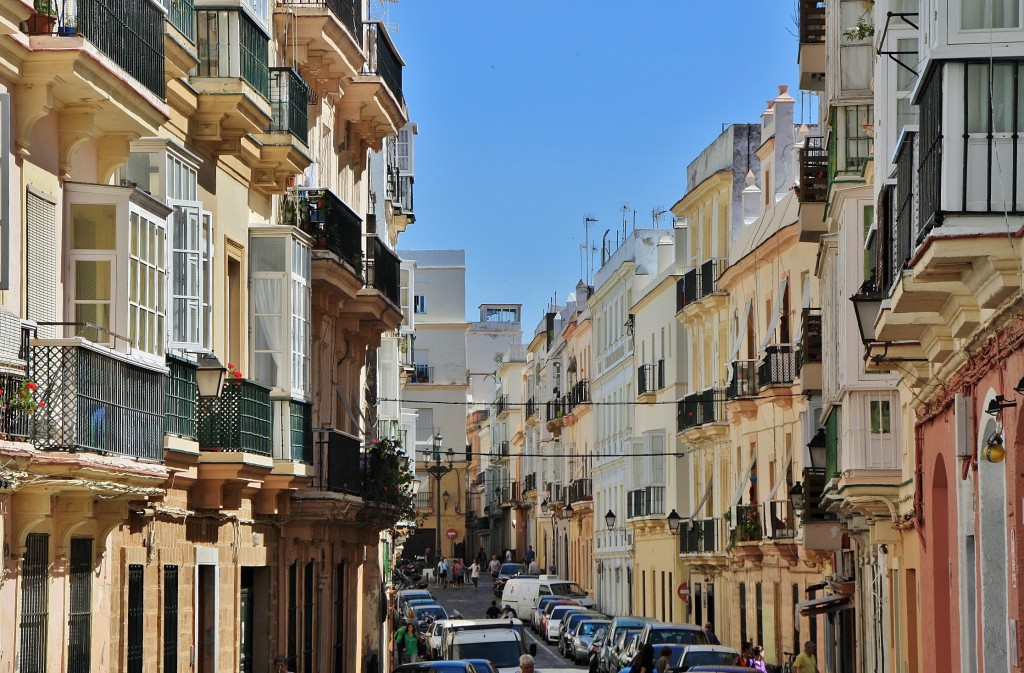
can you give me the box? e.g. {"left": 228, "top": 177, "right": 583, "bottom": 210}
{"left": 37, "top": 401, "right": 45, "bottom": 408}
{"left": 232, "top": 371, "right": 243, "bottom": 379}
{"left": 25, "top": 382, "right": 37, "bottom": 391}
{"left": 227, "top": 363, "right": 236, "bottom": 370}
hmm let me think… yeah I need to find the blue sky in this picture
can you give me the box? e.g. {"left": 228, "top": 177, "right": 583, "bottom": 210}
{"left": 387, "top": 1, "right": 805, "bottom": 327}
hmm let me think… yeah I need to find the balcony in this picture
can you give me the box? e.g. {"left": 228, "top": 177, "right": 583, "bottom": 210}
{"left": 677, "top": 388, "right": 726, "bottom": 433}
{"left": 757, "top": 345, "right": 797, "bottom": 388}
{"left": 676, "top": 267, "right": 698, "bottom": 312}
{"left": 343, "top": 21, "right": 408, "bottom": 150}
{"left": 198, "top": 378, "right": 272, "bottom": 456}
{"left": 797, "top": 308, "right": 822, "bottom": 392}
{"left": 730, "top": 504, "right": 762, "bottom": 544}
{"left": 414, "top": 490, "right": 432, "bottom": 510}
{"left": 763, "top": 500, "right": 797, "bottom": 540}
{"left": 164, "top": 355, "right": 198, "bottom": 441}
{"left": 525, "top": 396, "right": 538, "bottom": 421}
{"left": 408, "top": 365, "right": 433, "bottom": 384}
{"left": 473, "top": 472, "right": 486, "bottom": 488}
{"left": 294, "top": 187, "right": 363, "bottom": 285}
{"left": 248, "top": 68, "right": 313, "bottom": 192}
{"left": 523, "top": 472, "right": 537, "bottom": 493}
{"left": 272, "top": 399, "right": 313, "bottom": 463}
{"left": 798, "top": 0, "right": 825, "bottom": 90}
{"left": 827, "top": 105, "right": 873, "bottom": 187}
{"left": 319, "top": 429, "right": 362, "bottom": 494}
{"left": 18, "top": 0, "right": 169, "bottom": 155}
{"left": 497, "top": 441, "right": 510, "bottom": 458}
{"left": 495, "top": 395, "right": 510, "bottom": 417}
{"left": 727, "top": 360, "right": 758, "bottom": 400}
{"left": 627, "top": 486, "right": 665, "bottom": 518}
{"left": 568, "top": 478, "right": 592, "bottom": 504}
{"left": 569, "top": 379, "right": 591, "bottom": 410}
{"left": 680, "top": 518, "right": 726, "bottom": 555}
{"left": 797, "top": 136, "right": 828, "bottom": 241}
{"left": 0, "top": 372, "right": 32, "bottom": 442}
{"left": 163, "top": 0, "right": 195, "bottom": 43}
{"left": 275, "top": 0, "right": 364, "bottom": 91}
{"left": 677, "top": 259, "right": 727, "bottom": 316}
{"left": 365, "top": 235, "right": 402, "bottom": 307}
{"left": 637, "top": 364, "right": 656, "bottom": 398}
{"left": 26, "top": 339, "right": 164, "bottom": 460}
{"left": 499, "top": 481, "right": 520, "bottom": 507}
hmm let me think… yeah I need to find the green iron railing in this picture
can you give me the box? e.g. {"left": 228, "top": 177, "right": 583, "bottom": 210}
{"left": 269, "top": 67, "right": 309, "bottom": 143}
{"left": 164, "top": 0, "right": 196, "bottom": 43}
{"left": 289, "top": 400, "right": 313, "bottom": 463}
{"left": 164, "top": 355, "right": 198, "bottom": 440}
{"left": 825, "top": 409, "right": 839, "bottom": 479}
{"left": 198, "top": 378, "right": 272, "bottom": 455}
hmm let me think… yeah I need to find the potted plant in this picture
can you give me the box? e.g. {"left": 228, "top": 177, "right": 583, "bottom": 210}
{"left": 29, "top": 0, "right": 57, "bottom": 35}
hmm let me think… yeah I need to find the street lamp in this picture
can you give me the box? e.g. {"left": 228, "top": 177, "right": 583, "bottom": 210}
{"left": 666, "top": 509, "right": 682, "bottom": 533}
{"left": 605, "top": 510, "right": 617, "bottom": 530}
{"left": 789, "top": 481, "right": 805, "bottom": 514}
{"left": 425, "top": 432, "right": 455, "bottom": 559}
{"left": 807, "top": 428, "right": 827, "bottom": 470}
{"left": 443, "top": 490, "right": 450, "bottom": 509}
{"left": 195, "top": 352, "right": 228, "bottom": 398}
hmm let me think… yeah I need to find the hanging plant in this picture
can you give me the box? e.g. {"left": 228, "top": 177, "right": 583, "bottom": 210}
{"left": 360, "top": 437, "right": 421, "bottom": 534}
{"left": 844, "top": 17, "right": 875, "bottom": 41}
{"left": 2, "top": 380, "right": 45, "bottom": 415}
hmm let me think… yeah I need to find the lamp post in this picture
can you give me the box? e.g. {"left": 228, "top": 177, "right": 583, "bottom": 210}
{"left": 194, "top": 352, "right": 228, "bottom": 398}
{"left": 425, "top": 432, "right": 454, "bottom": 560}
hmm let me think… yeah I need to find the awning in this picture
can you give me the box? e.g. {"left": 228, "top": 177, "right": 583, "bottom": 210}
{"left": 759, "top": 277, "right": 789, "bottom": 351}
{"left": 766, "top": 448, "right": 793, "bottom": 501}
{"left": 797, "top": 594, "right": 852, "bottom": 617}
{"left": 689, "top": 480, "right": 713, "bottom": 520}
{"left": 729, "top": 300, "right": 753, "bottom": 363}
{"left": 729, "top": 452, "right": 758, "bottom": 510}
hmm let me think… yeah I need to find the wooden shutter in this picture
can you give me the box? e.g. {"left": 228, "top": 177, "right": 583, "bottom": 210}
{"left": 127, "top": 564, "right": 144, "bottom": 673}
{"left": 25, "top": 190, "right": 56, "bottom": 338}
{"left": 19, "top": 533, "right": 49, "bottom": 673}
{"left": 163, "top": 566, "right": 179, "bottom": 673}
{"left": 68, "top": 538, "right": 93, "bottom": 673}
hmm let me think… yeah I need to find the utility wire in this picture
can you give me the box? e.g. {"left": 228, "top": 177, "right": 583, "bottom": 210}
{"left": 382, "top": 392, "right": 814, "bottom": 406}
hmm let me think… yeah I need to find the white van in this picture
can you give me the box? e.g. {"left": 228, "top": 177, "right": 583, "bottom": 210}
{"left": 441, "top": 624, "right": 536, "bottom": 673}
{"left": 502, "top": 577, "right": 596, "bottom": 621}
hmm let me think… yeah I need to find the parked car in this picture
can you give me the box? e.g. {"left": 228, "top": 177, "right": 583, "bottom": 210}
{"left": 568, "top": 618, "right": 610, "bottom": 664}
{"left": 463, "top": 660, "right": 499, "bottom": 673}
{"left": 596, "top": 617, "right": 652, "bottom": 673}
{"left": 559, "top": 610, "right": 605, "bottom": 656}
{"left": 668, "top": 645, "right": 741, "bottom": 672}
{"left": 406, "top": 598, "right": 441, "bottom": 609}
{"left": 617, "top": 645, "right": 687, "bottom": 673}
{"left": 545, "top": 604, "right": 587, "bottom": 643}
{"left": 613, "top": 632, "right": 642, "bottom": 673}
{"left": 393, "top": 662, "right": 480, "bottom": 673}
{"left": 443, "top": 626, "right": 536, "bottom": 673}
{"left": 422, "top": 619, "right": 449, "bottom": 660}
{"left": 634, "top": 622, "right": 708, "bottom": 649}
{"left": 532, "top": 596, "right": 571, "bottom": 632}
{"left": 413, "top": 604, "right": 449, "bottom": 631}
{"left": 588, "top": 625, "right": 608, "bottom": 673}
{"left": 502, "top": 577, "right": 595, "bottom": 618}
{"left": 684, "top": 668, "right": 754, "bottom": 673}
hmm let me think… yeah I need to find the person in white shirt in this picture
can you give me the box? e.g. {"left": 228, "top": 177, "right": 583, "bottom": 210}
{"left": 469, "top": 560, "right": 480, "bottom": 588}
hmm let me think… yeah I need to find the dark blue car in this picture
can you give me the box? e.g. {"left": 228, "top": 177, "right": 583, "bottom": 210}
{"left": 393, "top": 662, "right": 480, "bottom": 673}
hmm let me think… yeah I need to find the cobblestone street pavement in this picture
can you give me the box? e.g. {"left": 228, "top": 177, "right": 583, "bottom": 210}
{"left": 424, "top": 576, "right": 587, "bottom": 673}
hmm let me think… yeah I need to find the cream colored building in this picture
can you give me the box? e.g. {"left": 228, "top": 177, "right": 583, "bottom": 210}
{"left": 0, "top": 2, "right": 410, "bottom": 672}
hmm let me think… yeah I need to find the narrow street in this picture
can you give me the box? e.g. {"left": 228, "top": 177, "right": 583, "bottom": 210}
{"left": 423, "top": 576, "right": 588, "bottom": 673}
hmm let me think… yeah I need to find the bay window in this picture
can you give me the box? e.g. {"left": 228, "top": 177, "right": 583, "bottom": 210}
{"left": 65, "top": 184, "right": 172, "bottom": 358}
{"left": 126, "top": 138, "right": 211, "bottom": 352}
{"left": 250, "top": 229, "right": 311, "bottom": 398}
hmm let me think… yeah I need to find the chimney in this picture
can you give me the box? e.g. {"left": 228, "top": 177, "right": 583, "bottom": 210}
{"left": 773, "top": 85, "right": 796, "bottom": 198}
{"left": 742, "top": 170, "right": 761, "bottom": 225}
{"left": 657, "top": 234, "right": 674, "bottom": 274}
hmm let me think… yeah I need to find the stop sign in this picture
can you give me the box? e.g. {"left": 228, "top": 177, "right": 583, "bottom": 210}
{"left": 446, "top": 528, "right": 458, "bottom": 540}
{"left": 677, "top": 582, "right": 690, "bottom": 600}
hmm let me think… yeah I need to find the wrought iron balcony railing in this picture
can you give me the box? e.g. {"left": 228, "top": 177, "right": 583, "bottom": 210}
{"left": 637, "top": 363, "right": 656, "bottom": 395}
{"left": 680, "top": 517, "right": 725, "bottom": 554}
{"left": 197, "top": 378, "right": 272, "bottom": 455}
{"left": 657, "top": 359, "right": 666, "bottom": 390}
{"left": 763, "top": 500, "right": 798, "bottom": 539}
{"left": 569, "top": 478, "right": 592, "bottom": 503}
{"left": 268, "top": 68, "right": 310, "bottom": 144}
{"left": 497, "top": 441, "right": 510, "bottom": 457}
{"left": 799, "top": 0, "right": 825, "bottom": 43}
{"left": 626, "top": 485, "right": 665, "bottom": 518}
{"left": 731, "top": 504, "right": 762, "bottom": 544}
{"left": 523, "top": 472, "right": 537, "bottom": 493}
{"left": 697, "top": 258, "right": 727, "bottom": 299}
{"left": 569, "top": 379, "right": 590, "bottom": 408}
{"left": 388, "top": 171, "right": 414, "bottom": 214}
{"left": 677, "top": 388, "right": 726, "bottom": 432}
{"left": 278, "top": 0, "right": 362, "bottom": 48}
{"left": 165, "top": 355, "right": 198, "bottom": 440}
{"left": 525, "top": 396, "right": 538, "bottom": 419}
{"left": 30, "top": 340, "right": 165, "bottom": 460}
{"left": 473, "top": 472, "right": 486, "bottom": 487}
{"left": 799, "top": 308, "right": 823, "bottom": 367}
{"left": 800, "top": 467, "right": 837, "bottom": 522}
{"left": 0, "top": 372, "right": 33, "bottom": 441}
{"left": 196, "top": 9, "right": 269, "bottom": 98}
{"left": 494, "top": 395, "right": 509, "bottom": 416}
{"left": 677, "top": 267, "right": 698, "bottom": 311}
{"left": 414, "top": 491, "right": 432, "bottom": 509}
{"left": 758, "top": 345, "right": 797, "bottom": 387}
{"left": 364, "top": 21, "right": 404, "bottom": 104}
{"left": 163, "top": 0, "right": 195, "bottom": 43}
{"left": 727, "top": 360, "right": 758, "bottom": 400}
{"left": 366, "top": 235, "right": 401, "bottom": 305}
{"left": 36, "top": 0, "right": 167, "bottom": 98}
{"left": 320, "top": 429, "right": 362, "bottom": 493}
{"left": 545, "top": 397, "right": 569, "bottom": 422}
{"left": 798, "top": 136, "right": 828, "bottom": 203}
{"left": 410, "top": 364, "right": 432, "bottom": 384}
{"left": 283, "top": 187, "right": 363, "bottom": 269}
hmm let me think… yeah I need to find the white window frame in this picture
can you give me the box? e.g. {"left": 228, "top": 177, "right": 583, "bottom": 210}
{"left": 128, "top": 207, "right": 167, "bottom": 357}
{"left": 249, "top": 227, "right": 311, "bottom": 399}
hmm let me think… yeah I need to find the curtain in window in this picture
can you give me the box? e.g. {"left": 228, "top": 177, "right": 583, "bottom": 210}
{"left": 963, "top": 0, "right": 1020, "bottom": 29}
{"left": 253, "top": 277, "right": 284, "bottom": 388}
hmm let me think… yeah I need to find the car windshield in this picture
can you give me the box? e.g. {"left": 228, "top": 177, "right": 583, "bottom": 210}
{"left": 649, "top": 629, "right": 705, "bottom": 645}
{"left": 550, "top": 607, "right": 579, "bottom": 620}
{"left": 415, "top": 606, "right": 447, "bottom": 620}
{"left": 676, "top": 651, "right": 740, "bottom": 667}
{"left": 617, "top": 629, "right": 641, "bottom": 647}
{"left": 453, "top": 641, "right": 523, "bottom": 668}
{"left": 580, "top": 621, "right": 609, "bottom": 636}
{"left": 499, "top": 563, "right": 524, "bottom": 576}
{"left": 549, "top": 582, "right": 587, "bottom": 596}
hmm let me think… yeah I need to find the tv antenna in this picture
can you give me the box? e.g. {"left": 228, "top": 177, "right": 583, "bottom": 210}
{"left": 583, "top": 214, "right": 598, "bottom": 285}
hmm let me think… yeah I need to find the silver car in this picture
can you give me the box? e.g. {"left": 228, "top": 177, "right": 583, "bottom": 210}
{"left": 569, "top": 619, "right": 610, "bottom": 664}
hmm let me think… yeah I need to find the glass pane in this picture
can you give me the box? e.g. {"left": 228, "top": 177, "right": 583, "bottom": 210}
{"left": 253, "top": 315, "right": 281, "bottom": 350}
{"left": 251, "top": 237, "right": 287, "bottom": 272}
{"left": 993, "top": 62, "right": 1015, "bottom": 133}
{"left": 895, "top": 39, "right": 918, "bottom": 91}
{"left": 76, "top": 303, "right": 110, "bottom": 337}
{"left": 254, "top": 352, "right": 281, "bottom": 388}
{"left": 963, "top": 0, "right": 1020, "bottom": 29}
{"left": 71, "top": 204, "right": 117, "bottom": 250}
{"left": 76, "top": 260, "right": 112, "bottom": 300}
{"left": 967, "top": 63, "right": 989, "bottom": 134}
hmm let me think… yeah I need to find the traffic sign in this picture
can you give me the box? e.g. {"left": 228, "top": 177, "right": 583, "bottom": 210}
{"left": 446, "top": 528, "right": 458, "bottom": 540}
{"left": 677, "top": 582, "right": 690, "bottom": 600}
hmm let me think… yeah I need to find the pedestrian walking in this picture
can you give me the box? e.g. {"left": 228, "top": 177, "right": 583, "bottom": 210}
{"left": 486, "top": 600, "right": 502, "bottom": 618}
{"left": 504, "top": 549, "right": 513, "bottom": 563}
{"left": 629, "top": 644, "right": 656, "bottom": 673}
{"left": 655, "top": 646, "right": 672, "bottom": 673}
{"left": 438, "top": 557, "right": 449, "bottom": 588}
{"left": 750, "top": 645, "right": 768, "bottom": 672}
{"left": 527, "top": 559, "right": 540, "bottom": 575}
{"left": 792, "top": 640, "right": 819, "bottom": 673}
{"left": 394, "top": 623, "right": 418, "bottom": 665}
{"left": 489, "top": 554, "right": 501, "bottom": 580}
{"left": 524, "top": 545, "right": 535, "bottom": 565}
{"left": 470, "top": 559, "right": 480, "bottom": 588}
